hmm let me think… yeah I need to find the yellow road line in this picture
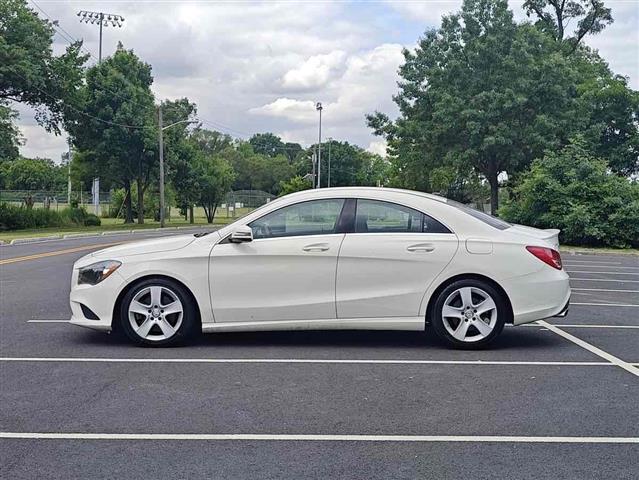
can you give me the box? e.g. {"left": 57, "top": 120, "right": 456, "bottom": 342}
{"left": 0, "top": 242, "right": 121, "bottom": 266}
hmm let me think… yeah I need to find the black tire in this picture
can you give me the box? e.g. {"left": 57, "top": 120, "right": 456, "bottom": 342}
{"left": 430, "top": 279, "right": 507, "bottom": 349}
{"left": 120, "top": 278, "right": 198, "bottom": 347}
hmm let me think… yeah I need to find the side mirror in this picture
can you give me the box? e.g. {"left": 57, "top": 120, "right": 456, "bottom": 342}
{"left": 229, "top": 225, "right": 253, "bottom": 243}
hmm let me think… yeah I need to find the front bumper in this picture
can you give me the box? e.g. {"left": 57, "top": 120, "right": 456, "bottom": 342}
{"left": 69, "top": 268, "right": 126, "bottom": 332}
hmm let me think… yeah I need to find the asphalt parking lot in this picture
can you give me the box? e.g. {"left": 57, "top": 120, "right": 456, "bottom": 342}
{"left": 1, "top": 233, "right": 638, "bottom": 479}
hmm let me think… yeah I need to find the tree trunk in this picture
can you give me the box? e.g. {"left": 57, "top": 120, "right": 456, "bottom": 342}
{"left": 189, "top": 204, "right": 194, "bottom": 224}
{"left": 488, "top": 169, "right": 499, "bottom": 216}
{"left": 137, "top": 177, "right": 144, "bottom": 224}
{"left": 211, "top": 205, "right": 217, "bottom": 223}
{"left": 124, "top": 181, "right": 133, "bottom": 224}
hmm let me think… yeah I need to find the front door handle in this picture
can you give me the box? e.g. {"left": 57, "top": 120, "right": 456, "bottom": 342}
{"left": 303, "top": 243, "right": 330, "bottom": 252}
{"left": 407, "top": 243, "right": 435, "bottom": 253}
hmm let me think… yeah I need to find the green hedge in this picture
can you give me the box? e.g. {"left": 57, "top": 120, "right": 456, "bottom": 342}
{"left": 0, "top": 203, "right": 101, "bottom": 231}
{"left": 500, "top": 139, "right": 639, "bottom": 248}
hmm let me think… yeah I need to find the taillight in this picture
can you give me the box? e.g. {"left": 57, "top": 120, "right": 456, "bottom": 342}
{"left": 526, "top": 246, "right": 562, "bottom": 270}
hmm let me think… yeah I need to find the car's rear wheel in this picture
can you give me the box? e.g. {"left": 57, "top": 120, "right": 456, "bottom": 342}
{"left": 120, "top": 278, "right": 197, "bottom": 347}
{"left": 431, "top": 279, "right": 506, "bottom": 349}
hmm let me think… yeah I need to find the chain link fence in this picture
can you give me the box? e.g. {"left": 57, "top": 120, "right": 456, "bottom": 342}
{"left": 0, "top": 189, "right": 274, "bottom": 219}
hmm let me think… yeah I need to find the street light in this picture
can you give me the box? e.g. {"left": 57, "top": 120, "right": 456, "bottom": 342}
{"left": 158, "top": 106, "right": 198, "bottom": 227}
{"left": 316, "top": 102, "right": 323, "bottom": 188}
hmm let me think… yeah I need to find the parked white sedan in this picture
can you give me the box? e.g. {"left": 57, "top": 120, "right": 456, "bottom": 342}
{"left": 70, "top": 187, "right": 570, "bottom": 348}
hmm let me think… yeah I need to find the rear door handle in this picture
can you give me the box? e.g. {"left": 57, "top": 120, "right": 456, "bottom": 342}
{"left": 303, "top": 243, "right": 330, "bottom": 252}
{"left": 407, "top": 243, "right": 435, "bottom": 253}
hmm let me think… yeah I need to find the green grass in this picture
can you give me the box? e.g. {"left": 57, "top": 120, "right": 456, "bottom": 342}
{"left": 560, "top": 245, "right": 639, "bottom": 256}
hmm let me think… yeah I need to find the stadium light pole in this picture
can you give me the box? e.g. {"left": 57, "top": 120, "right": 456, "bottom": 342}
{"left": 77, "top": 10, "right": 125, "bottom": 62}
{"left": 158, "top": 106, "right": 197, "bottom": 228}
{"left": 316, "top": 102, "right": 323, "bottom": 188}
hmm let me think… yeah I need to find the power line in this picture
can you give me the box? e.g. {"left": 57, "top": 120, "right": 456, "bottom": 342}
{"left": 12, "top": 71, "right": 149, "bottom": 129}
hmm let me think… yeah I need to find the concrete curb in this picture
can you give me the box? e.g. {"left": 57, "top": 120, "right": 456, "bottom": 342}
{"left": 9, "top": 235, "right": 62, "bottom": 245}
{"left": 63, "top": 232, "right": 101, "bottom": 239}
{"left": 101, "top": 230, "right": 134, "bottom": 236}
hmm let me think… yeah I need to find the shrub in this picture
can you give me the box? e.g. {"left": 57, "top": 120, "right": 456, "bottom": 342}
{"left": 500, "top": 138, "right": 639, "bottom": 248}
{"left": 0, "top": 203, "right": 100, "bottom": 231}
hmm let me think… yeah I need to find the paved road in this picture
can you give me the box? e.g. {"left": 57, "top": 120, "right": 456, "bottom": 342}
{"left": 1, "top": 235, "right": 638, "bottom": 479}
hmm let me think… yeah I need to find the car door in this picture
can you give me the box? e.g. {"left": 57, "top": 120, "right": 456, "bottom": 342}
{"left": 210, "top": 198, "right": 346, "bottom": 323}
{"left": 336, "top": 199, "right": 458, "bottom": 319}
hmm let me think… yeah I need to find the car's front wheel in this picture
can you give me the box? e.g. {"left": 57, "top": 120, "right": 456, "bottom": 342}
{"left": 120, "top": 278, "right": 197, "bottom": 347}
{"left": 431, "top": 279, "right": 507, "bottom": 349}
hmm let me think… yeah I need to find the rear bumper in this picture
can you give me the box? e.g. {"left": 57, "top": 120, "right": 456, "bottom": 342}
{"left": 553, "top": 299, "right": 570, "bottom": 318}
{"left": 504, "top": 267, "right": 571, "bottom": 325}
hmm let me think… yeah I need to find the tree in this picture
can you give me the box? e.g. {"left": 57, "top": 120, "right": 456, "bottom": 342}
{"left": 368, "top": 0, "right": 578, "bottom": 214}
{"left": 160, "top": 98, "right": 198, "bottom": 222}
{"left": 195, "top": 154, "right": 235, "bottom": 223}
{"left": 67, "top": 45, "right": 156, "bottom": 223}
{"left": 249, "top": 132, "right": 285, "bottom": 157}
{"left": 279, "top": 175, "right": 312, "bottom": 196}
{"left": 523, "top": 0, "right": 612, "bottom": 52}
{"left": 500, "top": 137, "right": 639, "bottom": 248}
{"left": 0, "top": 0, "right": 87, "bottom": 133}
{"left": 191, "top": 128, "right": 234, "bottom": 156}
{"left": 249, "top": 133, "right": 302, "bottom": 163}
{"left": 0, "top": 157, "right": 66, "bottom": 190}
{"left": 0, "top": 103, "right": 21, "bottom": 162}
{"left": 315, "top": 140, "right": 363, "bottom": 187}
{"left": 574, "top": 56, "right": 639, "bottom": 176}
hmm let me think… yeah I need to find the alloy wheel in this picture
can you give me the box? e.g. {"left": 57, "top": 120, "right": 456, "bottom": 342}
{"left": 128, "top": 286, "right": 183, "bottom": 341}
{"left": 441, "top": 286, "right": 498, "bottom": 343}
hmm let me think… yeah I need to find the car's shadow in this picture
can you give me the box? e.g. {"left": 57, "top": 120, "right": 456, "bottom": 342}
{"left": 80, "top": 325, "right": 562, "bottom": 352}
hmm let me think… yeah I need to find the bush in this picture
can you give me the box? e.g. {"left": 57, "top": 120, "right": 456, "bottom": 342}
{"left": 0, "top": 203, "right": 100, "bottom": 231}
{"left": 500, "top": 138, "right": 639, "bottom": 248}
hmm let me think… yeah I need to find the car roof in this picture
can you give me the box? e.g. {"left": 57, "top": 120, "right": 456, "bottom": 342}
{"left": 279, "top": 186, "right": 450, "bottom": 205}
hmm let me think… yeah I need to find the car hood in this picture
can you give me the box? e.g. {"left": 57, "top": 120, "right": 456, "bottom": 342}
{"left": 75, "top": 234, "right": 197, "bottom": 267}
{"left": 508, "top": 224, "right": 560, "bottom": 250}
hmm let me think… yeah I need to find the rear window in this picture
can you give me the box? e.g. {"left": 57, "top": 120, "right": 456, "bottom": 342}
{"left": 447, "top": 200, "right": 511, "bottom": 230}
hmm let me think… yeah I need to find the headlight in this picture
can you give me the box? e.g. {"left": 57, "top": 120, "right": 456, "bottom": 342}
{"left": 78, "top": 260, "right": 122, "bottom": 285}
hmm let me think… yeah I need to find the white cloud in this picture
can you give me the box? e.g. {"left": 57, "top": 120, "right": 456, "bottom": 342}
{"left": 367, "top": 139, "right": 388, "bottom": 157}
{"left": 250, "top": 98, "right": 319, "bottom": 123}
{"left": 281, "top": 51, "right": 347, "bottom": 91}
{"left": 13, "top": 0, "right": 639, "bottom": 162}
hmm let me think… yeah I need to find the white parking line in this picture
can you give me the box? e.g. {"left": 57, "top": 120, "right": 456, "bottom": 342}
{"left": 1, "top": 432, "right": 637, "bottom": 443}
{"left": 570, "top": 278, "right": 639, "bottom": 283}
{"left": 521, "top": 324, "right": 639, "bottom": 329}
{"left": 26, "top": 320, "right": 68, "bottom": 323}
{"left": 572, "top": 288, "right": 639, "bottom": 293}
{"left": 537, "top": 321, "right": 639, "bottom": 377}
{"left": 563, "top": 260, "right": 623, "bottom": 265}
{"left": 0, "top": 357, "right": 614, "bottom": 366}
{"left": 564, "top": 264, "right": 639, "bottom": 270}
{"left": 571, "top": 302, "right": 639, "bottom": 307}
{"left": 566, "top": 270, "right": 639, "bottom": 276}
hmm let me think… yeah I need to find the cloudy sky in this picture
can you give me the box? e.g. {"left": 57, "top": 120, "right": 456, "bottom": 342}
{"left": 16, "top": 0, "right": 639, "bottom": 162}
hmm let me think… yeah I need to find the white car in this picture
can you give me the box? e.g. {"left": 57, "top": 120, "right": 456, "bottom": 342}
{"left": 70, "top": 187, "right": 570, "bottom": 349}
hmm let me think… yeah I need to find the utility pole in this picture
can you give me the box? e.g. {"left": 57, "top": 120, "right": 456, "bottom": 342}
{"left": 311, "top": 151, "right": 316, "bottom": 189}
{"left": 158, "top": 107, "right": 165, "bottom": 227}
{"left": 67, "top": 138, "right": 72, "bottom": 205}
{"left": 316, "top": 102, "right": 323, "bottom": 188}
{"left": 158, "top": 105, "right": 198, "bottom": 228}
{"left": 327, "top": 137, "right": 332, "bottom": 188}
{"left": 77, "top": 10, "right": 125, "bottom": 62}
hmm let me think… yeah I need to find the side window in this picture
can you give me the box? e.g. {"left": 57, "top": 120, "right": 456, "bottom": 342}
{"left": 355, "top": 199, "right": 451, "bottom": 234}
{"left": 249, "top": 199, "right": 345, "bottom": 239}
